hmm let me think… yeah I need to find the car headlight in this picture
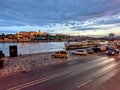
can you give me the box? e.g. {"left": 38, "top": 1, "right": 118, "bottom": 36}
{"left": 112, "top": 52, "right": 115, "bottom": 54}
{"left": 106, "top": 51, "right": 108, "bottom": 53}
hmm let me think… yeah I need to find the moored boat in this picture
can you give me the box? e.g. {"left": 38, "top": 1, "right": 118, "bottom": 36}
{"left": 65, "top": 41, "right": 93, "bottom": 50}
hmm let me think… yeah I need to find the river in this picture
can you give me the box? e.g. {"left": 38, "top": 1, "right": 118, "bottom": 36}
{"left": 0, "top": 42, "right": 65, "bottom": 56}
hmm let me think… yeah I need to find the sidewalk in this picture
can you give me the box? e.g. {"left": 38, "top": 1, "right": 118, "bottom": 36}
{"left": 0, "top": 52, "right": 98, "bottom": 77}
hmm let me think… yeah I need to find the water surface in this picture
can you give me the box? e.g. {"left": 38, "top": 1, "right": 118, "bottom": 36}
{"left": 0, "top": 42, "right": 65, "bottom": 56}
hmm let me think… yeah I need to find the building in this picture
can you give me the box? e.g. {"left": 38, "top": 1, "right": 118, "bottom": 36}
{"left": 17, "top": 31, "right": 30, "bottom": 41}
{"left": 17, "top": 30, "right": 43, "bottom": 41}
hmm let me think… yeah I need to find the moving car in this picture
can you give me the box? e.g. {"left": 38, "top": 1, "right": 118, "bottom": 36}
{"left": 85, "top": 48, "right": 94, "bottom": 54}
{"left": 91, "top": 47, "right": 101, "bottom": 53}
{"left": 72, "top": 49, "right": 87, "bottom": 55}
{"left": 52, "top": 50, "right": 68, "bottom": 58}
{"left": 106, "top": 48, "right": 119, "bottom": 55}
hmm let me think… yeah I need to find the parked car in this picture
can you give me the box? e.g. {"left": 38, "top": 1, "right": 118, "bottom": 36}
{"left": 106, "top": 48, "right": 119, "bottom": 55}
{"left": 72, "top": 49, "right": 87, "bottom": 55}
{"left": 100, "top": 46, "right": 107, "bottom": 51}
{"left": 52, "top": 50, "right": 68, "bottom": 58}
{"left": 85, "top": 48, "right": 94, "bottom": 54}
{"left": 91, "top": 47, "right": 101, "bottom": 53}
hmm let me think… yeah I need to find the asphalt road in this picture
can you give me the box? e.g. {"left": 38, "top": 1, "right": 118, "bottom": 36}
{"left": 0, "top": 53, "right": 120, "bottom": 90}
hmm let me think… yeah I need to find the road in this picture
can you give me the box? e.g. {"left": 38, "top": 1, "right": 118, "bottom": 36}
{"left": 0, "top": 53, "right": 120, "bottom": 90}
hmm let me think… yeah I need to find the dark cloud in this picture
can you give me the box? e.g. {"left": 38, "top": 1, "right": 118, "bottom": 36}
{"left": 0, "top": 0, "right": 120, "bottom": 34}
{"left": 0, "top": 0, "right": 114, "bottom": 24}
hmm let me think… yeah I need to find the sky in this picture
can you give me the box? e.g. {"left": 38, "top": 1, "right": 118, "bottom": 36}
{"left": 0, "top": 0, "right": 120, "bottom": 36}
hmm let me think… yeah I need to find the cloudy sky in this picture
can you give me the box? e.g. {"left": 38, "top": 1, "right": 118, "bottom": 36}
{"left": 0, "top": 0, "right": 120, "bottom": 36}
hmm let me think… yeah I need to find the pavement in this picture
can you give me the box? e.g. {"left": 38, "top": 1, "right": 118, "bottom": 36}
{"left": 0, "top": 51, "right": 101, "bottom": 77}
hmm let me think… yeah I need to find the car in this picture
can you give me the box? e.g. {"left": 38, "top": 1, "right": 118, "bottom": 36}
{"left": 91, "top": 47, "right": 101, "bottom": 53}
{"left": 85, "top": 48, "right": 94, "bottom": 54}
{"left": 52, "top": 50, "right": 68, "bottom": 58}
{"left": 106, "top": 48, "right": 120, "bottom": 55}
{"left": 72, "top": 49, "right": 87, "bottom": 55}
{"left": 100, "top": 46, "right": 107, "bottom": 51}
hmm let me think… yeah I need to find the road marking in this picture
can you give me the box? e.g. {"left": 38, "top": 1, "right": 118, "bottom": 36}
{"left": 7, "top": 69, "right": 73, "bottom": 90}
{"left": 7, "top": 56, "right": 111, "bottom": 90}
{"left": 77, "top": 80, "right": 92, "bottom": 88}
{"left": 7, "top": 55, "right": 117, "bottom": 90}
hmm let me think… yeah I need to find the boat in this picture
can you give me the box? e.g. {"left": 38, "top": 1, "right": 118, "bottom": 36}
{"left": 65, "top": 41, "right": 93, "bottom": 50}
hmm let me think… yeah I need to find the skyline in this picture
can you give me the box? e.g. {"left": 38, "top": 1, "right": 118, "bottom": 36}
{"left": 0, "top": 0, "right": 120, "bottom": 36}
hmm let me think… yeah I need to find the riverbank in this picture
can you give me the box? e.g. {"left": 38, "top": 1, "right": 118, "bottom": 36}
{"left": 0, "top": 52, "right": 55, "bottom": 76}
{"left": 0, "top": 39, "right": 66, "bottom": 43}
{"left": 0, "top": 51, "right": 99, "bottom": 77}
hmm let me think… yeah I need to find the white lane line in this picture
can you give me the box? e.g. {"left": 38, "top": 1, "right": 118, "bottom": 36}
{"left": 77, "top": 80, "right": 92, "bottom": 88}
{"left": 7, "top": 56, "right": 113, "bottom": 90}
{"left": 7, "top": 70, "right": 72, "bottom": 90}
{"left": 7, "top": 57, "right": 110, "bottom": 90}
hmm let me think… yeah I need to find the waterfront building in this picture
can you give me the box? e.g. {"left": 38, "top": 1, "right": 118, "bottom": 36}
{"left": 17, "top": 31, "right": 29, "bottom": 40}
{"left": 17, "top": 30, "right": 43, "bottom": 41}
